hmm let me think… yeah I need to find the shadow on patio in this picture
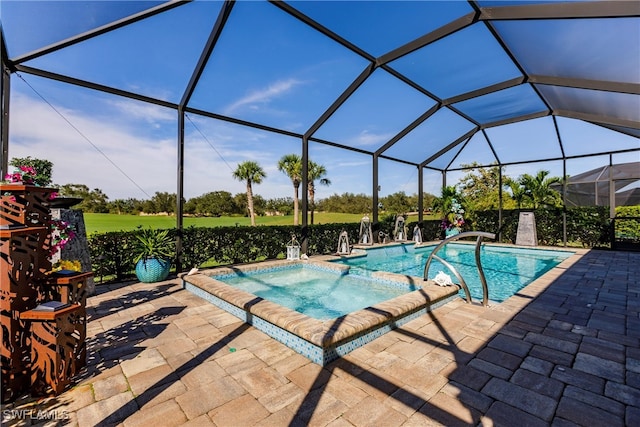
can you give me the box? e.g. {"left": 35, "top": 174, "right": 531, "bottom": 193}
{"left": 2, "top": 249, "right": 638, "bottom": 426}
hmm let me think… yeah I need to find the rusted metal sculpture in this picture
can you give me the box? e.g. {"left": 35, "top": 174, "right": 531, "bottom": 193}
{"left": 20, "top": 305, "right": 84, "bottom": 395}
{"left": 1, "top": 184, "right": 89, "bottom": 401}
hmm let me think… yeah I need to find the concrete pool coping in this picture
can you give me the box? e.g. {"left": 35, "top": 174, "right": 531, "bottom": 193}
{"left": 181, "top": 257, "right": 459, "bottom": 364}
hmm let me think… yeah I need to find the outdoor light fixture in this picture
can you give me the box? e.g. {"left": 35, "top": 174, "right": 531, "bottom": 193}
{"left": 286, "top": 235, "right": 301, "bottom": 260}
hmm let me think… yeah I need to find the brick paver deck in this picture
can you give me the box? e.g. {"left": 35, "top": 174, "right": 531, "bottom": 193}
{"left": 2, "top": 249, "right": 639, "bottom": 426}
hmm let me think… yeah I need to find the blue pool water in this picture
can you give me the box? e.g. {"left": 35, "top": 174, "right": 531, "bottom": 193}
{"left": 335, "top": 244, "right": 574, "bottom": 302}
{"left": 216, "top": 265, "right": 414, "bottom": 320}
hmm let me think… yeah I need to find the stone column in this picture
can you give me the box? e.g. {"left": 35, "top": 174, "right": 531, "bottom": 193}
{"left": 50, "top": 208, "right": 95, "bottom": 296}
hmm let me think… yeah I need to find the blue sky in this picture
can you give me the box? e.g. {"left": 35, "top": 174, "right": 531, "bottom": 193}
{"left": 2, "top": 1, "right": 638, "bottom": 202}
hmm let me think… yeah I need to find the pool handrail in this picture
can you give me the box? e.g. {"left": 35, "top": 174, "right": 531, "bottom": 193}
{"left": 422, "top": 231, "right": 496, "bottom": 306}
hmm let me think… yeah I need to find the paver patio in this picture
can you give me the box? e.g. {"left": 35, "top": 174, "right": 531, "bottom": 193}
{"left": 2, "top": 248, "right": 639, "bottom": 426}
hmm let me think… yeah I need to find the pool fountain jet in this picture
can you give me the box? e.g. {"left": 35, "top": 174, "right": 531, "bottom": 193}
{"left": 359, "top": 215, "right": 373, "bottom": 245}
{"left": 413, "top": 224, "right": 423, "bottom": 243}
{"left": 394, "top": 215, "right": 407, "bottom": 242}
{"left": 337, "top": 231, "right": 351, "bottom": 255}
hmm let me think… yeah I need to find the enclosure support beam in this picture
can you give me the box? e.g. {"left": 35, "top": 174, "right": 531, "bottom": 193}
{"left": 12, "top": 0, "right": 191, "bottom": 65}
{"left": 1, "top": 51, "right": 9, "bottom": 177}
{"left": 555, "top": 117, "right": 567, "bottom": 247}
{"left": 174, "top": 0, "right": 233, "bottom": 271}
{"left": 176, "top": 109, "right": 185, "bottom": 273}
{"left": 609, "top": 154, "right": 615, "bottom": 219}
{"left": 498, "top": 167, "right": 503, "bottom": 243}
{"left": 418, "top": 166, "right": 424, "bottom": 224}
{"left": 373, "top": 154, "right": 379, "bottom": 225}
{"left": 301, "top": 136, "right": 309, "bottom": 254}
{"left": 562, "top": 159, "right": 567, "bottom": 247}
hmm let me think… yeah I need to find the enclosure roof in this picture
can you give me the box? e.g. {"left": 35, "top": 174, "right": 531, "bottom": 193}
{"left": 564, "top": 162, "right": 640, "bottom": 184}
{"left": 2, "top": 0, "right": 639, "bottom": 171}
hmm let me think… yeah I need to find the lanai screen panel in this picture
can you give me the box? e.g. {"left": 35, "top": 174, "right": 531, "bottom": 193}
{"left": 312, "top": 69, "right": 436, "bottom": 152}
{"left": 452, "top": 133, "right": 498, "bottom": 169}
{"left": 555, "top": 163, "right": 640, "bottom": 207}
{"left": 537, "top": 86, "right": 640, "bottom": 127}
{"left": 188, "top": 1, "right": 369, "bottom": 133}
{"left": 1, "top": 0, "right": 638, "bottom": 199}
{"left": 452, "top": 85, "right": 548, "bottom": 125}
{"left": 483, "top": 117, "right": 563, "bottom": 164}
{"left": 1, "top": 1, "right": 167, "bottom": 58}
{"left": 383, "top": 108, "right": 476, "bottom": 166}
{"left": 493, "top": 18, "right": 640, "bottom": 84}
{"left": 20, "top": 1, "right": 221, "bottom": 104}
{"left": 288, "top": 0, "right": 472, "bottom": 57}
{"left": 556, "top": 118, "right": 640, "bottom": 158}
{"left": 389, "top": 23, "right": 523, "bottom": 100}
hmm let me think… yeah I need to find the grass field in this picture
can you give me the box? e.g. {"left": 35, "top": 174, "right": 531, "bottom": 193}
{"left": 84, "top": 212, "right": 431, "bottom": 234}
{"left": 84, "top": 212, "right": 366, "bottom": 234}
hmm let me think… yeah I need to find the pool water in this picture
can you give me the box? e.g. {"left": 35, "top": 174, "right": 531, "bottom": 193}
{"left": 335, "top": 244, "right": 574, "bottom": 302}
{"left": 217, "top": 265, "right": 414, "bottom": 320}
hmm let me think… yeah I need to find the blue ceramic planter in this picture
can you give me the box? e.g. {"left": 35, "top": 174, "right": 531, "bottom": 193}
{"left": 445, "top": 228, "right": 461, "bottom": 238}
{"left": 135, "top": 258, "right": 170, "bottom": 283}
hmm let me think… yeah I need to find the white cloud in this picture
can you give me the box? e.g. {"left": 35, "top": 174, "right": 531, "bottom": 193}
{"left": 347, "top": 129, "right": 394, "bottom": 147}
{"left": 223, "top": 78, "right": 304, "bottom": 115}
{"left": 8, "top": 93, "right": 177, "bottom": 200}
{"left": 7, "top": 92, "right": 411, "bottom": 202}
{"left": 107, "top": 99, "right": 176, "bottom": 124}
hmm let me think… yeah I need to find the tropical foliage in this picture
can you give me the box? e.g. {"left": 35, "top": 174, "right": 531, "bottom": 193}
{"left": 517, "top": 170, "right": 562, "bottom": 208}
{"left": 307, "top": 160, "right": 331, "bottom": 224}
{"left": 458, "top": 163, "right": 510, "bottom": 211}
{"left": 8, "top": 156, "right": 53, "bottom": 187}
{"left": 232, "top": 161, "right": 266, "bottom": 226}
{"left": 277, "top": 154, "right": 302, "bottom": 225}
{"left": 132, "top": 228, "right": 174, "bottom": 263}
{"left": 432, "top": 186, "right": 466, "bottom": 232}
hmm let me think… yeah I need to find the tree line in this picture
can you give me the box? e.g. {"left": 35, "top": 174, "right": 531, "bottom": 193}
{"left": 5, "top": 157, "right": 564, "bottom": 221}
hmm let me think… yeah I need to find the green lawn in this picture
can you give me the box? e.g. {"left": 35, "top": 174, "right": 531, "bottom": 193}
{"left": 83, "top": 212, "right": 434, "bottom": 234}
{"left": 84, "top": 212, "right": 366, "bottom": 234}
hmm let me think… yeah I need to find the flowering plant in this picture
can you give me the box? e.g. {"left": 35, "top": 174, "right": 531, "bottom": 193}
{"left": 4, "top": 165, "right": 37, "bottom": 185}
{"left": 49, "top": 219, "right": 76, "bottom": 257}
{"left": 52, "top": 259, "right": 82, "bottom": 272}
{"left": 441, "top": 197, "right": 465, "bottom": 231}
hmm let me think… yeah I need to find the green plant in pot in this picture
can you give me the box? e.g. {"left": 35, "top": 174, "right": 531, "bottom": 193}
{"left": 133, "top": 228, "right": 174, "bottom": 283}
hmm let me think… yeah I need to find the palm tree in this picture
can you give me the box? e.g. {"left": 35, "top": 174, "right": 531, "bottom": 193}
{"left": 504, "top": 177, "right": 526, "bottom": 209}
{"left": 307, "top": 161, "right": 331, "bottom": 224}
{"left": 232, "top": 161, "right": 266, "bottom": 226}
{"left": 519, "top": 170, "right": 562, "bottom": 209}
{"left": 432, "top": 186, "right": 458, "bottom": 217}
{"left": 277, "top": 154, "right": 302, "bottom": 225}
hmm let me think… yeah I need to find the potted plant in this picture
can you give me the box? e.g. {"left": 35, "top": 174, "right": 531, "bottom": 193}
{"left": 133, "top": 228, "right": 174, "bottom": 283}
{"left": 433, "top": 186, "right": 466, "bottom": 238}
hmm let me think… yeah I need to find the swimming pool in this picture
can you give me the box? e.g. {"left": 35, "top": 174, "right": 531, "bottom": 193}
{"left": 217, "top": 264, "right": 416, "bottom": 320}
{"left": 181, "top": 259, "right": 458, "bottom": 365}
{"left": 335, "top": 243, "right": 575, "bottom": 303}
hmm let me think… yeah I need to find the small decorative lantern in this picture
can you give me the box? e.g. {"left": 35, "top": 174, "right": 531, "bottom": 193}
{"left": 413, "top": 224, "right": 423, "bottom": 243}
{"left": 359, "top": 215, "right": 373, "bottom": 245}
{"left": 337, "top": 231, "right": 351, "bottom": 255}
{"left": 286, "top": 235, "right": 300, "bottom": 260}
{"left": 394, "top": 215, "right": 407, "bottom": 241}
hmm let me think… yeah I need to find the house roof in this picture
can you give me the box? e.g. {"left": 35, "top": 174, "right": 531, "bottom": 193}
{"left": 551, "top": 161, "right": 640, "bottom": 207}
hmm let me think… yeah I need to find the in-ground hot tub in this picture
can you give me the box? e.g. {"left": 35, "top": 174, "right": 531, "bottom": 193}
{"left": 181, "top": 258, "right": 458, "bottom": 365}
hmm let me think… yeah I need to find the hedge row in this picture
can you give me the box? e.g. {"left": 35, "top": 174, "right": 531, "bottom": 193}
{"left": 88, "top": 207, "right": 613, "bottom": 281}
